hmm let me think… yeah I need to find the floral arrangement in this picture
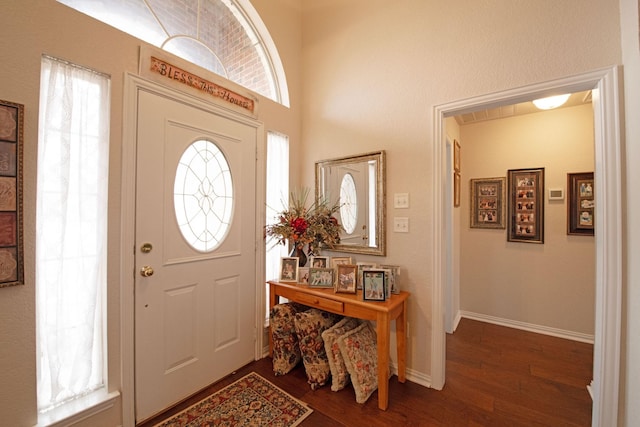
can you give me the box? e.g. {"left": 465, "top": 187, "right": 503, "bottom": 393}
{"left": 265, "top": 188, "right": 342, "bottom": 250}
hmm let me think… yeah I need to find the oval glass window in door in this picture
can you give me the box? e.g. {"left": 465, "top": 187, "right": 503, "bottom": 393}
{"left": 340, "top": 173, "right": 358, "bottom": 234}
{"left": 174, "top": 139, "right": 233, "bottom": 252}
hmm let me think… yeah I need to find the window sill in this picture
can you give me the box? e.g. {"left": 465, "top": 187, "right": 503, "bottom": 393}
{"left": 35, "top": 388, "right": 120, "bottom": 427}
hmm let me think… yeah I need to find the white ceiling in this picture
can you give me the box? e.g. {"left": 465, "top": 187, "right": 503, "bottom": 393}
{"left": 454, "top": 90, "right": 592, "bottom": 126}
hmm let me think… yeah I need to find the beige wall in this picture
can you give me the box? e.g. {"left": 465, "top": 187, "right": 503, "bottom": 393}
{"left": 300, "top": 0, "right": 619, "bottom": 378}
{"left": 458, "top": 104, "right": 595, "bottom": 335}
{"left": 2, "top": 0, "right": 640, "bottom": 425}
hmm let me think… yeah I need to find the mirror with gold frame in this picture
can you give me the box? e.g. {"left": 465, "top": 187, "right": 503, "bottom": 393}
{"left": 315, "top": 150, "right": 386, "bottom": 256}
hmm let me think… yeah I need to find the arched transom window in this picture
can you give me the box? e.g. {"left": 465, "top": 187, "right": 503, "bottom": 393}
{"left": 58, "top": 0, "right": 289, "bottom": 106}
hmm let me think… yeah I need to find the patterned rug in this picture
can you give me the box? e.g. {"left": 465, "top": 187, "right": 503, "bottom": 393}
{"left": 154, "top": 372, "right": 313, "bottom": 427}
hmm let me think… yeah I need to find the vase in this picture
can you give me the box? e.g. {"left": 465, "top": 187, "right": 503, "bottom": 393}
{"left": 289, "top": 241, "right": 307, "bottom": 267}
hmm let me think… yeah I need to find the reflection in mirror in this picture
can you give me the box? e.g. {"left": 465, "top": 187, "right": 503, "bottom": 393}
{"left": 315, "top": 151, "right": 386, "bottom": 256}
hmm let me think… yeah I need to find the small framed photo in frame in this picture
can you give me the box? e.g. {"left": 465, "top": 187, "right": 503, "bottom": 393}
{"left": 309, "top": 268, "right": 334, "bottom": 288}
{"left": 335, "top": 264, "right": 357, "bottom": 293}
{"left": 362, "top": 269, "right": 387, "bottom": 301}
{"left": 470, "top": 177, "right": 506, "bottom": 229}
{"left": 279, "top": 257, "right": 299, "bottom": 283}
{"left": 567, "top": 172, "right": 594, "bottom": 236}
{"left": 330, "top": 256, "right": 352, "bottom": 269}
{"left": 298, "top": 267, "right": 310, "bottom": 284}
{"left": 507, "top": 167, "right": 545, "bottom": 244}
{"left": 380, "top": 264, "right": 401, "bottom": 294}
{"left": 309, "top": 256, "right": 329, "bottom": 268}
{"left": 356, "top": 262, "right": 377, "bottom": 290}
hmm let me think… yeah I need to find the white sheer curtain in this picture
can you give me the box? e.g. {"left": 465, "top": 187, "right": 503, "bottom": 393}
{"left": 36, "top": 56, "right": 110, "bottom": 412}
{"left": 265, "top": 132, "right": 289, "bottom": 316}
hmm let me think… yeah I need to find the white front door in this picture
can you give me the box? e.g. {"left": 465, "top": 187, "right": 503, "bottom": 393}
{"left": 134, "top": 89, "right": 258, "bottom": 422}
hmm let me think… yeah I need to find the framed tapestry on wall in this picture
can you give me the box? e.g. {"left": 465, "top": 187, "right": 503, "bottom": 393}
{"left": 0, "top": 99, "right": 24, "bottom": 287}
{"left": 567, "top": 172, "right": 594, "bottom": 236}
{"left": 507, "top": 167, "right": 544, "bottom": 244}
{"left": 470, "top": 177, "right": 506, "bottom": 229}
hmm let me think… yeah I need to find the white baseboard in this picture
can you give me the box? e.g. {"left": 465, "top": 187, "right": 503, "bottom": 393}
{"left": 459, "top": 311, "right": 595, "bottom": 344}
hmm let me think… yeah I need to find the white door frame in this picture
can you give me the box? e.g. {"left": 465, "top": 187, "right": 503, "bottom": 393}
{"left": 119, "top": 73, "right": 266, "bottom": 426}
{"left": 432, "top": 66, "right": 622, "bottom": 427}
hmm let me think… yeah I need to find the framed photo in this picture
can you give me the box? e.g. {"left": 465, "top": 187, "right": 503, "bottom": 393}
{"left": 0, "top": 99, "right": 24, "bottom": 288}
{"left": 453, "top": 139, "right": 461, "bottom": 172}
{"left": 356, "top": 262, "right": 377, "bottom": 289}
{"left": 330, "top": 256, "right": 352, "bottom": 269}
{"left": 567, "top": 172, "right": 594, "bottom": 236}
{"left": 507, "top": 168, "right": 545, "bottom": 244}
{"left": 470, "top": 177, "right": 506, "bottom": 229}
{"left": 362, "top": 269, "right": 386, "bottom": 301}
{"left": 279, "top": 257, "right": 299, "bottom": 282}
{"left": 335, "top": 264, "right": 357, "bottom": 293}
{"left": 380, "top": 264, "right": 401, "bottom": 294}
{"left": 309, "top": 267, "right": 334, "bottom": 288}
{"left": 309, "top": 256, "right": 329, "bottom": 268}
{"left": 454, "top": 172, "right": 461, "bottom": 208}
{"left": 298, "top": 267, "right": 310, "bottom": 284}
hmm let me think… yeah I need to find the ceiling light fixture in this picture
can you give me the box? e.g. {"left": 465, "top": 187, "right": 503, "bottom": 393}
{"left": 532, "top": 94, "right": 571, "bottom": 110}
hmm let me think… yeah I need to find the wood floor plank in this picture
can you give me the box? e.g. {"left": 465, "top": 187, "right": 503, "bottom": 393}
{"left": 138, "top": 318, "right": 593, "bottom": 426}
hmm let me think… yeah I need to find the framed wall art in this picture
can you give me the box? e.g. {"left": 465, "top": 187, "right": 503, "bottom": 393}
{"left": 470, "top": 177, "right": 506, "bottom": 229}
{"left": 507, "top": 167, "right": 545, "bottom": 243}
{"left": 453, "top": 139, "right": 461, "bottom": 172}
{"left": 454, "top": 172, "right": 461, "bottom": 207}
{"left": 567, "top": 172, "right": 594, "bottom": 236}
{"left": 0, "top": 99, "right": 24, "bottom": 288}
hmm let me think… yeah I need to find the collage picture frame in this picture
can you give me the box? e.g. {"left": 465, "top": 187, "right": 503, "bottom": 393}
{"left": 507, "top": 167, "right": 545, "bottom": 244}
{"left": 469, "top": 177, "right": 506, "bottom": 229}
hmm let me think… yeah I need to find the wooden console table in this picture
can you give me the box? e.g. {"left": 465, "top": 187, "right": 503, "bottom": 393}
{"left": 268, "top": 280, "right": 409, "bottom": 410}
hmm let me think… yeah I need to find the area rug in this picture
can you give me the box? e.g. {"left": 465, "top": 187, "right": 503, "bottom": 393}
{"left": 154, "top": 372, "right": 313, "bottom": 427}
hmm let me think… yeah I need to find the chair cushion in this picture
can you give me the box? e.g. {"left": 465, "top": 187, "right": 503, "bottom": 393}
{"left": 338, "top": 321, "right": 378, "bottom": 403}
{"left": 321, "top": 317, "right": 362, "bottom": 391}
{"left": 294, "top": 308, "right": 342, "bottom": 389}
{"left": 269, "top": 302, "right": 308, "bottom": 375}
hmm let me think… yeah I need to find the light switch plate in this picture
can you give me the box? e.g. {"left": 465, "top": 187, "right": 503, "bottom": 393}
{"left": 394, "top": 193, "right": 409, "bottom": 209}
{"left": 393, "top": 217, "right": 409, "bottom": 233}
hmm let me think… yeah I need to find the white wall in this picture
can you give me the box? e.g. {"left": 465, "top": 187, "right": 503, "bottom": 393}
{"left": 459, "top": 104, "right": 595, "bottom": 336}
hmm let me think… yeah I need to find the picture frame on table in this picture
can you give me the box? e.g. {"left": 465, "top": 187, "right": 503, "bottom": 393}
{"left": 335, "top": 264, "right": 357, "bottom": 294}
{"left": 279, "top": 257, "right": 299, "bottom": 283}
{"left": 380, "top": 264, "right": 401, "bottom": 294}
{"left": 298, "top": 267, "right": 310, "bottom": 284}
{"left": 309, "top": 256, "right": 329, "bottom": 268}
{"left": 362, "top": 269, "right": 387, "bottom": 301}
{"left": 470, "top": 177, "right": 506, "bottom": 229}
{"left": 567, "top": 172, "right": 595, "bottom": 236}
{"left": 356, "top": 262, "right": 377, "bottom": 290}
{"left": 330, "top": 256, "right": 352, "bottom": 269}
{"left": 309, "top": 267, "right": 334, "bottom": 288}
{"left": 507, "top": 167, "right": 545, "bottom": 244}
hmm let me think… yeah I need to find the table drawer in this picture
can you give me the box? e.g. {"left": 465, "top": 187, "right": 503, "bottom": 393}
{"left": 295, "top": 292, "right": 344, "bottom": 313}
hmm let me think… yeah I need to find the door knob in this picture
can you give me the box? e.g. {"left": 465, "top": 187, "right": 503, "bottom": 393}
{"left": 140, "top": 266, "right": 154, "bottom": 277}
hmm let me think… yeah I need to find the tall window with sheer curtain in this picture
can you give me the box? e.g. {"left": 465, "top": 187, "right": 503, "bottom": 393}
{"left": 265, "top": 131, "right": 289, "bottom": 316}
{"left": 36, "top": 55, "right": 110, "bottom": 412}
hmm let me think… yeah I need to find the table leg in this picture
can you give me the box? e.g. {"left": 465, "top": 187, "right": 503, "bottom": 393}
{"left": 376, "top": 312, "right": 390, "bottom": 410}
{"left": 396, "top": 299, "right": 407, "bottom": 383}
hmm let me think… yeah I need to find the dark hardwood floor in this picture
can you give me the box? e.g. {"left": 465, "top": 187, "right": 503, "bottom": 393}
{"left": 138, "top": 318, "right": 593, "bottom": 426}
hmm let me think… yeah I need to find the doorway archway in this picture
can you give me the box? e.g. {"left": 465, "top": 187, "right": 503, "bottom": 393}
{"left": 432, "top": 66, "right": 622, "bottom": 427}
